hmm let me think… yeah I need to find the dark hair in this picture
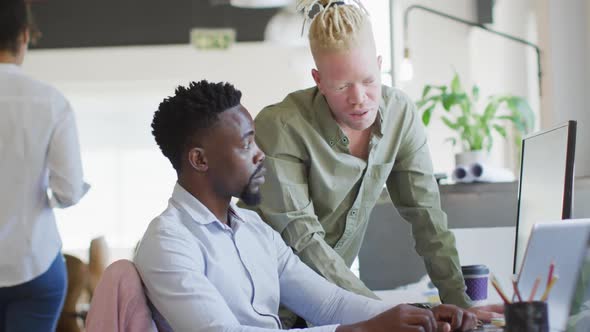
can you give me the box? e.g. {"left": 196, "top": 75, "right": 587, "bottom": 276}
{"left": 0, "top": 0, "right": 28, "bottom": 53}
{"left": 152, "top": 80, "right": 242, "bottom": 171}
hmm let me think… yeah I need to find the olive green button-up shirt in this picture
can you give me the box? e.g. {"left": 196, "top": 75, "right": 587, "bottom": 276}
{"left": 249, "top": 85, "right": 471, "bottom": 308}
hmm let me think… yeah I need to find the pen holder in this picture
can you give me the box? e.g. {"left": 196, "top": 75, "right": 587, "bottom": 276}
{"left": 504, "top": 301, "right": 549, "bottom": 332}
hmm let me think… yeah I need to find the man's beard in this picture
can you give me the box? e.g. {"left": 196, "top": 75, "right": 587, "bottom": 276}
{"left": 239, "top": 164, "right": 264, "bottom": 206}
{"left": 240, "top": 188, "right": 261, "bottom": 206}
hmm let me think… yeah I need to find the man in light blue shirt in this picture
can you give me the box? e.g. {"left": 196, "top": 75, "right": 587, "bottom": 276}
{"left": 134, "top": 80, "right": 477, "bottom": 332}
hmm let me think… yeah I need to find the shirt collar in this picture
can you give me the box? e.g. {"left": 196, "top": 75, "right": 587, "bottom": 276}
{"left": 170, "top": 183, "right": 247, "bottom": 227}
{"left": 314, "top": 86, "right": 386, "bottom": 145}
{"left": 313, "top": 88, "right": 344, "bottom": 147}
{"left": 373, "top": 92, "right": 386, "bottom": 138}
{"left": 0, "top": 63, "right": 21, "bottom": 73}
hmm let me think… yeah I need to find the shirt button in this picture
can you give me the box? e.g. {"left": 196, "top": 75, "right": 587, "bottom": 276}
{"left": 342, "top": 137, "right": 349, "bottom": 145}
{"left": 350, "top": 209, "right": 358, "bottom": 217}
{"left": 329, "top": 140, "right": 335, "bottom": 146}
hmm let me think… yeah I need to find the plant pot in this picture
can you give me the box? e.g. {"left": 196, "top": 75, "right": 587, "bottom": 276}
{"left": 455, "top": 150, "right": 488, "bottom": 167}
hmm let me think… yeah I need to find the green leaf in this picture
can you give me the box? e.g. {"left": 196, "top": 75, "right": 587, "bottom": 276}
{"left": 421, "top": 104, "right": 436, "bottom": 126}
{"left": 472, "top": 85, "right": 480, "bottom": 102}
{"left": 456, "top": 115, "right": 469, "bottom": 128}
{"left": 441, "top": 116, "right": 460, "bottom": 130}
{"left": 513, "top": 97, "right": 535, "bottom": 133}
{"left": 416, "top": 96, "right": 440, "bottom": 110}
{"left": 441, "top": 93, "right": 467, "bottom": 111}
{"left": 451, "top": 73, "right": 461, "bottom": 93}
{"left": 501, "top": 96, "right": 535, "bottom": 134}
{"left": 422, "top": 85, "right": 432, "bottom": 99}
{"left": 416, "top": 99, "right": 429, "bottom": 109}
{"left": 493, "top": 124, "right": 507, "bottom": 138}
{"left": 460, "top": 97, "right": 471, "bottom": 117}
{"left": 428, "top": 85, "right": 447, "bottom": 93}
{"left": 441, "top": 94, "right": 452, "bottom": 111}
{"left": 483, "top": 100, "right": 499, "bottom": 121}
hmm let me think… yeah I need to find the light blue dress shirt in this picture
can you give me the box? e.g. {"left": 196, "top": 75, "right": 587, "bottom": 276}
{"left": 134, "top": 183, "right": 390, "bottom": 332}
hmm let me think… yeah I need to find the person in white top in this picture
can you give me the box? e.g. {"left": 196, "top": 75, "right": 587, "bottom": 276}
{"left": 134, "top": 80, "right": 477, "bottom": 332}
{"left": 0, "top": 0, "right": 89, "bottom": 330}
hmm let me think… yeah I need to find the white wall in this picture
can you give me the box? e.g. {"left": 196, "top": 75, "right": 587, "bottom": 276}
{"left": 536, "top": 0, "right": 590, "bottom": 177}
{"left": 25, "top": 43, "right": 315, "bottom": 117}
{"left": 396, "top": 0, "right": 538, "bottom": 174}
{"left": 397, "top": 0, "right": 473, "bottom": 174}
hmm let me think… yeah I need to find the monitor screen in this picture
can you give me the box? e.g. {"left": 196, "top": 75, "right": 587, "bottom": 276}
{"left": 513, "top": 121, "right": 577, "bottom": 274}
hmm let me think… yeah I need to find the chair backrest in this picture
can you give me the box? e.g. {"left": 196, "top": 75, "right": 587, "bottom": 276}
{"left": 85, "top": 259, "right": 158, "bottom": 332}
{"left": 57, "top": 254, "right": 89, "bottom": 332}
{"left": 88, "top": 236, "right": 109, "bottom": 297}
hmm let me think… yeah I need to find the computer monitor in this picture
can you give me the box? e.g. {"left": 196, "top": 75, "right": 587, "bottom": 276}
{"left": 513, "top": 121, "right": 577, "bottom": 274}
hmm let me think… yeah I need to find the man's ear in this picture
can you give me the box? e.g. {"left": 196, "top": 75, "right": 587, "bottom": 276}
{"left": 188, "top": 147, "right": 208, "bottom": 172}
{"left": 312, "top": 68, "right": 323, "bottom": 93}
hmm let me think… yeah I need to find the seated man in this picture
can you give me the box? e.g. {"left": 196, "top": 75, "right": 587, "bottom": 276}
{"left": 134, "top": 80, "right": 478, "bottom": 332}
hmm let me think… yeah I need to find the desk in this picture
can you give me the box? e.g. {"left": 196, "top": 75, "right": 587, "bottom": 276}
{"left": 373, "top": 281, "right": 504, "bottom": 307}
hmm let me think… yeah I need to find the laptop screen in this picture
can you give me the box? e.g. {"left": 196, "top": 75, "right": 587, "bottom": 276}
{"left": 567, "top": 244, "right": 590, "bottom": 331}
{"left": 517, "top": 220, "right": 590, "bottom": 331}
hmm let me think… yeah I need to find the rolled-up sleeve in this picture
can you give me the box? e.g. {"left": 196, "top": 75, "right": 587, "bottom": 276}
{"left": 47, "top": 97, "right": 89, "bottom": 208}
{"left": 273, "top": 227, "right": 390, "bottom": 326}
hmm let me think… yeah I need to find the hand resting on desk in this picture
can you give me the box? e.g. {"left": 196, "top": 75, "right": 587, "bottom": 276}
{"left": 467, "top": 304, "right": 504, "bottom": 322}
{"left": 336, "top": 304, "right": 477, "bottom": 332}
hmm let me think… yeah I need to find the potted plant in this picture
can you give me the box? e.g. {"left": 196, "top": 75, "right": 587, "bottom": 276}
{"left": 416, "top": 73, "right": 535, "bottom": 166}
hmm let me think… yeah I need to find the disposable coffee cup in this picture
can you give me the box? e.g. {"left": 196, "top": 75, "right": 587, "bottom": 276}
{"left": 462, "top": 265, "right": 489, "bottom": 303}
{"left": 504, "top": 301, "right": 548, "bottom": 332}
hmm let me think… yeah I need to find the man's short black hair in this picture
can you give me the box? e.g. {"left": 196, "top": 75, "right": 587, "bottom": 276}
{"left": 152, "top": 80, "right": 242, "bottom": 171}
{"left": 0, "top": 0, "right": 28, "bottom": 54}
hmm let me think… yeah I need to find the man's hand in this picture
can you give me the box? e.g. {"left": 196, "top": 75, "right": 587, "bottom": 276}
{"left": 431, "top": 304, "right": 478, "bottom": 331}
{"left": 337, "top": 304, "right": 453, "bottom": 332}
{"left": 467, "top": 304, "right": 504, "bottom": 322}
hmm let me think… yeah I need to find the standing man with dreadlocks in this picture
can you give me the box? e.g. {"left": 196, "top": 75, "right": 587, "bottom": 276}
{"left": 242, "top": 0, "right": 502, "bottom": 327}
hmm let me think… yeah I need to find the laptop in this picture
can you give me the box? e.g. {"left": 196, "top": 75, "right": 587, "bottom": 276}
{"left": 516, "top": 220, "right": 590, "bottom": 331}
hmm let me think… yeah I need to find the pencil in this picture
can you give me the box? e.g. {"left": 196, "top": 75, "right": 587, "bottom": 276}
{"left": 512, "top": 275, "right": 523, "bottom": 302}
{"left": 491, "top": 274, "right": 511, "bottom": 304}
{"left": 528, "top": 277, "right": 541, "bottom": 301}
{"left": 540, "top": 275, "right": 559, "bottom": 301}
{"left": 547, "top": 260, "right": 555, "bottom": 287}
